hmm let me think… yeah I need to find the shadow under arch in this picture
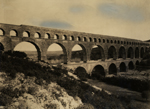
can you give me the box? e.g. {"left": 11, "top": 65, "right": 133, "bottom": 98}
{"left": 128, "top": 61, "right": 134, "bottom": 70}
{"left": 71, "top": 44, "right": 87, "bottom": 63}
{"left": 108, "top": 46, "right": 117, "bottom": 60}
{"left": 0, "top": 42, "right": 4, "bottom": 51}
{"left": 127, "top": 47, "right": 134, "bottom": 59}
{"left": 118, "top": 46, "right": 126, "bottom": 59}
{"left": 46, "top": 42, "right": 67, "bottom": 64}
{"left": 13, "top": 41, "right": 41, "bottom": 61}
{"left": 74, "top": 66, "right": 88, "bottom": 79}
{"left": 109, "top": 63, "right": 117, "bottom": 75}
{"left": 90, "top": 45, "right": 105, "bottom": 61}
{"left": 91, "top": 65, "right": 105, "bottom": 80}
{"left": 135, "top": 60, "right": 140, "bottom": 66}
{"left": 119, "top": 62, "right": 126, "bottom": 72}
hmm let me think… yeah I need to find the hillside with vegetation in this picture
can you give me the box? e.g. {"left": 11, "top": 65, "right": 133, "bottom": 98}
{"left": 0, "top": 51, "right": 149, "bottom": 109}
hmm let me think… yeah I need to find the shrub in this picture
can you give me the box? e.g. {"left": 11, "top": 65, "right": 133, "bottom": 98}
{"left": 76, "top": 103, "right": 94, "bottom": 109}
{"left": 0, "top": 93, "right": 12, "bottom": 106}
{"left": 28, "top": 86, "right": 39, "bottom": 95}
{"left": 1, "top": 87, "right": 20, "bottom": 98}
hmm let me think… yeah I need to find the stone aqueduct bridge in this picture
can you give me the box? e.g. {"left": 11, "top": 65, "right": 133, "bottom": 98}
{"left": 0, "top": 23, "right": 150, "bottom": 76}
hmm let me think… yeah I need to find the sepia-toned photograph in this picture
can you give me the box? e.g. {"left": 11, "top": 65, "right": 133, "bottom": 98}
{"left": 0, "top": 0, "right": 150, "bottom": 109}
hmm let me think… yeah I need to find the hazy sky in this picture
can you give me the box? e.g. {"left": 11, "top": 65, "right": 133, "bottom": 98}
{"left": 1, "top": 0, "right": 150, "bottom": 51}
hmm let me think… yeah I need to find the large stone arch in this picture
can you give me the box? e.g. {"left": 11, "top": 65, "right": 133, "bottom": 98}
{"left": 108, "top": 46, "right": 117, "bottom": 60}
{"left": 12, "top": 41, "right": 42, "bottom": 60}
{"left": 128, "top": 61, "right": 134, "bottom": 70}
{"left": 91, "top": 64, "right": 105, "bottom": 79}
{"left": 118, "top": 46, "right": 126, "bottom": 59}
{"left": 140, "top": 47, "right": 144, "bottom": 58}
{"left": 135, "top": 60, "right": 140, "bottom": 66}
{"left": 90, "top": 45, "right": 105, "bottom": 61}
{"left": 135, "top": 47, "right": 139, "bottom": 58}
{"left": 71, "top": 44, "right": 87, "bottom": 63}
{"left": 74, "top": 66, "right": 88, "bottom": 78}
{"left": 127, "top": 47, "right": 134, "bottom": 59}
{"left": 109, "top": 63, "right": 117, "bottom": 75}
{"left": 119, "top": 62, "right": 126, "bottom": 72}
{"left": 46, "top": 42, "right": 67, "bottom": 64}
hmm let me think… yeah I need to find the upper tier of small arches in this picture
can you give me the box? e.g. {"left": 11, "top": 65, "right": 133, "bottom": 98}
{"left": 0, "top": 27, "right": 149, "bottom": 46}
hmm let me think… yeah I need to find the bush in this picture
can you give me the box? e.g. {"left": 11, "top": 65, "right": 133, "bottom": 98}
{"left": 28, "top": 86, "right": 39, "bottom": 95}
{"left": 103, "top": 76, "right": 150, "bottom": 92}
{"left": 4, "top": 51, "right": 27, "bottom": 59}
{"left": 0, "top": 93, "right": 12, "bottom": 106}
{"left": 76, "top": 103, "right": 94, "bottom": 109}
{"left": 1, "top": 87, "right": 20, "bottom": 98}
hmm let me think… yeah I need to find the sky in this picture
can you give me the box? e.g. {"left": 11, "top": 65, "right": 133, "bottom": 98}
{"left": 1, "top": 0, "right": 150, "bottom": 51}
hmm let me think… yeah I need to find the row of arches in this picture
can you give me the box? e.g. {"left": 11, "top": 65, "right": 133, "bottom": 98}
{"left": 0, "top": 41, "right": 146, "bottom": 64}
{"left": 0, "top": 28, "right": 149, "bottom": 46}
{"left": 75, "top": 61, "right": 139, "bottom": 79}
{"left": 1, "top": 42, "right": 144, "bottom": 63}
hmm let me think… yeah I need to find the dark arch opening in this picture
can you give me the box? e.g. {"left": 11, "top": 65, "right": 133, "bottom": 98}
{"left": 47, "top": 43, "right": 67, "bottom": 64}
{"left": 99, "top": 39, "right": 101, "bottom": 42}
{"left": 94, "top": 38, "right": 97, "bottom": 42}
{"left": 107, "top": 40, "right": 109, "bottom": 43}
{"left": 118, "top": 46, "right": 126, "bottom": 59}
{"left": 71, "top": 44, "right": 87, "bottom": 63}
{"left": 0, "top": 29, "right": 4, "bottom": 35}
{"left": 128, "top": 61, "right": 134, "bottom": 70}
{"left": 34, "top": 32, "right": 41, "bottom": 38}
{"left": 84, "top": 37, "right": 87, "bottom": 42}
{"left": 91, "top": 65, "right": 105, "bottom": 80}
{"left": 135, "top": 47, "right": 139, "bottom": 58}
{"left": 23, "top": 31, "right": 30, "bottom": 37}
{"left": 111, "top": 40, "right": 113, "bottom": 43}
{"left": 10, "top": 30, "right": 18, "bottom": 36}
{"left": 13, "top": 41, "right": 41, "bottom": 60}
{"left": 108, "top": 46, "right": 117, "bottom": 60}
{"left": 120, "top": 62, "right": 126, "bottom": 72}
{"left": 62, "top": 35, "right": 67, "bottom": 40}
{"left": 140, "top": 47, "right": 144, "bottom": 58}
{"left": 90, "top": 45, "right": 105, "bottom": 61}
{"left": 0, "top": 43, "right": 4, "bottom": 51}
{"left": 103, "top": 39, "right": 105, "bottom": 43}
{"left": 74, "top": 67, "right": 88, "bottom": 79}
{"left": 77, "top": 36, "right": 81, "bottom": 41}
{"left": 54, "top": 34, "right": 59, "bottom": 39}
{"left": 136, "top": 61, "right": 140, "bottom": 66}
{"left": 127, "top": 47, "right": 134, "bottom": 59}
{"left": 45, "top": 33, "right": 50, "bottom": 39}
{"left": 70, "top": 36, "right": 74, "bottom": 41}
{"left": 89, "top": 38, "right": 92, "bottom": 42}
{"left": 109, "top": 63, "right": 117, "bottom": 75}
